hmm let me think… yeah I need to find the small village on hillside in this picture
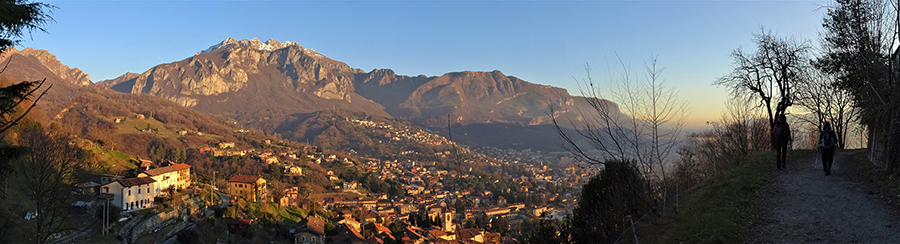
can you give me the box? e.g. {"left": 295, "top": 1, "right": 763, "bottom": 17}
{"left": 52, "top": 114, "right": 588, "bottom": 244}
{"left": 7, "top": 1, "right": 900, "bottom": 243}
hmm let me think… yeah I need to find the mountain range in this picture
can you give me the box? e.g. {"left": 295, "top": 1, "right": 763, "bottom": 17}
{"left": 2, "top": 38, "right": 620, "bottom": 153}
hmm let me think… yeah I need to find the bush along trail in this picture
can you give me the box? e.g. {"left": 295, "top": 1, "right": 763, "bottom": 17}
{"left": 750, "top": 149, "right": 900, "bottom": 243}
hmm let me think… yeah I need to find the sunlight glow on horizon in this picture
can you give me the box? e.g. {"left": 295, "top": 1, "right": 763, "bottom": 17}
{"left": 24, "top": 0, "right": 828, "bottom": 128}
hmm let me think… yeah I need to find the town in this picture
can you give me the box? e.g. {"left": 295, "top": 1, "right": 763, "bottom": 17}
{"left": 63, "top": 115, "right": 591, "bottom": 243}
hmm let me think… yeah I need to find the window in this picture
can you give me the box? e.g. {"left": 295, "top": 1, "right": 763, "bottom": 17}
{"left": 128, "top": 190, "right": 131, "bottom": 196}
{"left": 104, "top": 187, "right": 109, "bottom": 193}
{"left": 138, "top": 188, "right": 141, "bottom": 194}
{"left": 301, "top": 236, "right": 306, "bottom": 242}
{"left": 311, "top": 237, "right": 316, "bottom": 242}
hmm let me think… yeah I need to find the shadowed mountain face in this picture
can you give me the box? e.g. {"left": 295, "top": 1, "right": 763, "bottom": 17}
{"left": 97, "top": 38, "right": 387, "bottom": 125}
{"left": 355, "top": 68, "right": 594, "bottom": 126}
{"left": 90, "top": 38, "right": 620, "bottom": 151}
{"left": 0, "top": 48, "right": 92, "bottom": 120}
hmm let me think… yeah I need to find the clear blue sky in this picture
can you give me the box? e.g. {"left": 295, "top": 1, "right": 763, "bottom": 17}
{"left": 21, "top": 0, "right": 828, "bottom": 127}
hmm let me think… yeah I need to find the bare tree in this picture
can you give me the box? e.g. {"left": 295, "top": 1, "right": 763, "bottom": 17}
{"left": 816, "top": 0, "right": 900, "bottom": 166}
{"left": 675, "top": 96, "right": 766, "bottom": 188}
{"left": 12, "top": 122, "right": 81, "bottom": 244}
{"left": 794, "top": 67, "right": 859, "bottom": 149}
{"left": 717, "top": 96, "right": 767, "bottom": 158}
{"left": 716, "top": 29, "right": 811, "bottom": 131}
{"left": 552, "top": 56, "right": 689, "bottom": 214}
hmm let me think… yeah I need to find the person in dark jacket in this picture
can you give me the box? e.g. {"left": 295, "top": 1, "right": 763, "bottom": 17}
{"left": 772, "top": 114, "right": 791, "bottom": 169}
{"left": 819, "top": 121, "right": 838, "bottom": 175}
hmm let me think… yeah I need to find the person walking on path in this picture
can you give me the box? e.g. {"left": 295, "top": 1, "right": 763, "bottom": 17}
{"left": 819, "top": 121, "right": 838, "bottom": 175}
{"left": 772, "top": 114, "right": 792, "bottom": 169}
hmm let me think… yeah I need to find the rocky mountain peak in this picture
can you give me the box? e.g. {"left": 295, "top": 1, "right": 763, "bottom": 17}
{"left": 197, "top": 37, "right": 307, "bottom": 55}
{"left": 0, "top": 47, "right": 91, "bottom": 86}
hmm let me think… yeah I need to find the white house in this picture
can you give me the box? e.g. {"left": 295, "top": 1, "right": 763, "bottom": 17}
{"left": 100, "top": 177, "right": 157, "bottom": 211}
{"left": 137, "top": 163, "right": 191, "bottom": 196}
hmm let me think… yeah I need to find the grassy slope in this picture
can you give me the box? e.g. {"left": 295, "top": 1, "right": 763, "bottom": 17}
{"left": 115, "top": 116, "right": 220, "bottom": 143}
{"left": 640, "top": 149, "right": 815, "bottom": 243}
{"left": 844, "top": 149, "right": 900, "bottom": 207}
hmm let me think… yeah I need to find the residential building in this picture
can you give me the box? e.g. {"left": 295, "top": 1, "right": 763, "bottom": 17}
{"left": 264, "top": 156, "right": 279, "bottom": 164}
{"left": 218, "top": 142, "right": 235, "bottom": 149}
{"left": 99, "top": 174, "right": 123, "bottom": 185}
{"left": 428, "top": 229, "right": 456, "bottom": 241}
{"left": 137, "top": 159, "right": 153, "bottom": 170}
{"left": 342, "top": 181, "right": 358, "bottom": 190}
{"left": 294, "top": 216, "right": 326, "bottom": 244}
{"left": 457, "top": 228, "right": 485, "bottom": 243}
{"left": 330, "top": 223, "right": 365, "bottom": 244}
{"left": 280, "top": 187, "right": 299, "bottom": 207}
{"left": 228, "top": 175, "right": 267, "bottom": 202}
{"left": 484, "top": 207, "right": 510, "bottom": 218}
{"left": 284, "top": 165, "right": 303, "bottom": 175}
{"left": 137, "top": 163, "right": 191, "bottom": 195}
{"left": 100, "top": 177, "right": 157, "bottom": 211}
{"left": 224, "top": 219, "right": 253, "bottom": 236}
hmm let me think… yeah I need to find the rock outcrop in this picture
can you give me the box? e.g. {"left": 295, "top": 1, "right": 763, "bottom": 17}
{"left": 99, "top": 38, "right": 363, "bottom": 105}
{"left": 1, "top": 47, "right": 91, "bottom": 85}
{"left": 97, "top": 38, "right": 386, "bottom": 128}
{"left": 97, "top": 37, "right": 616, "bottom": 133}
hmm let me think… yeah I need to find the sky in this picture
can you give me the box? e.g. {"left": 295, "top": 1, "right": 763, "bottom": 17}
{"left": 21, "top": 0, "right": 829, "bottom": 128}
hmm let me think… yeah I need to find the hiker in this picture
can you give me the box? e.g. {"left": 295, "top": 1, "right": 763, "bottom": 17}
{"left": 819, "top": 121, "right": 838, "bottom": 175}
{"left": 772, "top": 114, "right": 791, "bottom": 169}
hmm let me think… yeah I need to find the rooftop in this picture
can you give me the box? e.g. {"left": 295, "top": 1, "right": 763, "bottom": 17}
{"left": 229, "top": 175, "right": 262, "bottom": 184}
{"left": 115, "top": 177, "right": 157, "bottom": 187}
{"left": 140, "top": 163, "right": 191, "bottom": 176}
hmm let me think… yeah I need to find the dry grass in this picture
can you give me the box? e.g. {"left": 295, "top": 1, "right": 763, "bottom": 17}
{"left": 637, "top": 150, "right": 815, "bottom": 243}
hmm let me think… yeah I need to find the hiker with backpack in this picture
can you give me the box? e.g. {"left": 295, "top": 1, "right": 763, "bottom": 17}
{"left": 819, "top": 121, "right": 838, "bottom": 175}
{"left": 772, "top": 114, "right": 792, "bottom": 169}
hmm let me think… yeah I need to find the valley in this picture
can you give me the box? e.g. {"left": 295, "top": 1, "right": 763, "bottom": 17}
{"left": 0, "top": 40, "right": 593, "bottom": 243}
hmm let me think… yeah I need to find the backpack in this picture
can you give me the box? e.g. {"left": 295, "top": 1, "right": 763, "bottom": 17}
{"left": 821, "top": 131, "right": 835, "bottom": 148}
{"left": 773, "top": 124, "right": 788, "bottom": 145}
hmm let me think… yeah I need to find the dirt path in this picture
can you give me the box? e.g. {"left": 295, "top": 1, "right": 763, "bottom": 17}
{"left": 750, "top": 150, "right": 900, "bottom": 243}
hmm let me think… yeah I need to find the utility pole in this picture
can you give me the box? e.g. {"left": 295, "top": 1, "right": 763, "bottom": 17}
{"left": 212, "top": 171, "right": 217, "bottom": 206}
{"left": 102, "top": 197, "right": 109, "bottom": 235}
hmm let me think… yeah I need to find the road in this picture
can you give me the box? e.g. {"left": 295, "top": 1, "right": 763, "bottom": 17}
{"left": 219, "top": 191, "right": 230, "bottom": 209}
{"left": 750, "top": 150, "right": 900, "bottom": 243}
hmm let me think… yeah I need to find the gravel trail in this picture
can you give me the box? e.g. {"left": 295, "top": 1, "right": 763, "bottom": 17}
{"left": 750, "top": 150, "right": 900, "bottom": 243}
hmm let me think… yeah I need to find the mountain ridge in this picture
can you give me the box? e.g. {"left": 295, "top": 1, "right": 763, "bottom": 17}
{"left": 1, "top": 47, "right": 91, "bottom": 86}
{"left": 36, "top": 38, "right": 618, "bottom": 152}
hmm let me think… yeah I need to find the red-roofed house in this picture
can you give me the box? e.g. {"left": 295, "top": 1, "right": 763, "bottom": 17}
{"left": 427, "top": 229, "right": 456, "bottom": 241}
{"left": 365, "top": 222, "right": 392, "bottom": 236}
{"left": 295, "top": 216, "right": 326, "bottom": 244}
{"left": 457, "top": 228, "right": 485, "bottom": 243}
{"left": 402, "top": 226, "right": 427, "bottom": 244}
{"left": 228, "top": 175, "right": 267, "bottom": 202}
{"left": 224, "top": 219, "right": 253, "bottom": 236}
{"left": 331, "top": 223, "right": 366, "bottom": 244}
{"left": 137, "top": 163, "right": 191, "bottom": 195}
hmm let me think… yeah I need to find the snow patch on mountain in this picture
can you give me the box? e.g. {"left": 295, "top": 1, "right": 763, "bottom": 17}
{"left": 197, "top": 38, "right": 311, "bottom": 55}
